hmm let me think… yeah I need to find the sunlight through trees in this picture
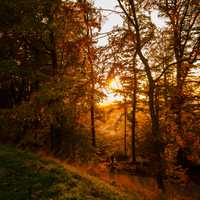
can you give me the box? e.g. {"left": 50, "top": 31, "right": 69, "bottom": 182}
{"left": 0, "top": 0, "right": 200, "bottom": 199}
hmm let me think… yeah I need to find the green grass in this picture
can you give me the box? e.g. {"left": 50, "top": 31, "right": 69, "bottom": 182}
{"left": 0, "top": 145, "right": 140, "bottom": 200}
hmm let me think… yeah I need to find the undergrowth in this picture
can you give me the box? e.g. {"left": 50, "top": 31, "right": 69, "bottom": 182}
{"left": 0, "top": 145, "right": 140, "bottom": 200}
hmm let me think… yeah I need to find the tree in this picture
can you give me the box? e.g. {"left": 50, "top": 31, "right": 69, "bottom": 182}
{"left": 131, "top": 54, "right": 137, "bottom": 162}
{"left": 117, "top": 0, "right": 166, "bottom": 190}
{"left": 76, "top": 0, "right": 102, "bottom": 147}
{"left": 152, "top": 1, "right": 200, "bottom": 179}
{"left": 99, "top": 22, "right": 141, "bottom": 161}
{"left": 0, "top": 0, "right": 63, "bottom": 108}
{"left": 84, "top": 0, "right": 96, "bottom": 147}
{"left": 0, "top": 0, "right": 101, "bottom": 157}
{"left": 155, "top": 0, "right": 200, "bottom": 136}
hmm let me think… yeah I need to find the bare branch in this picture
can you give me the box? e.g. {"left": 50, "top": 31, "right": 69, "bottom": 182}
{"left": 96, "top": 8, "right": 123, "bottom": 14}
{"left": 117, "top": 0, "right": 136, "bottom": 27}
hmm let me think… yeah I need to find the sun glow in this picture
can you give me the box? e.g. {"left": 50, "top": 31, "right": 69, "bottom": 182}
{"left": 109, "top": 77, "right": 122, "bottom": 91}
{"left": 99, "top": 77, "right": 124, "bottom": 106}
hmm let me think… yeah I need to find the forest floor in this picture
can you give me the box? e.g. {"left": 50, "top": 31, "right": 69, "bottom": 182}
{"left": 39, "top": 151, "right": 200, "bottom": 200}
{"left": 0, "top": 145, "right": 140, "bottom": 200}
{"left": 1, "top": 145, "right": 200, "bottom": 200}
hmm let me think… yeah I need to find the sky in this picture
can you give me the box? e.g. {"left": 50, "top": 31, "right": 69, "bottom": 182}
{"left": 94, "top": 0, "right": 167, "bottom": 46}
{"left": 94, "top": 0, "right": 123, "bottom": 46}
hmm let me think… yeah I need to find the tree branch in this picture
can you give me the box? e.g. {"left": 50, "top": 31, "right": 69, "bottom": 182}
{"left": 117, "top": 0, "right": 136, "bottom": 27}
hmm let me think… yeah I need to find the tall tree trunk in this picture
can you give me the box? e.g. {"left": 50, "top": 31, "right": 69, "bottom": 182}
{"left": 90, "top": 77, "right": 96, "bottom": 147}
{"left": 148, "top": 80, "right": 164, "bottom": 191}
{"left": 124, "top": 97, "right": 127, "bottom": 156}
{"left": 175, "top": 62, "right": 184, "bottom": 135}
{"left": 84, "top": 2, "right": 96, "bottom": 147}
{"left": 164, "top": 72, "right": 168, "bottom": 106}
{"left": 172, "top": 15, "right": 184, "bottom": 136}
{"left": 89, "top": 32, "right": 96, "bottom": 148}
{"left": 131, "top": 58, "right": 137, "bottom": 162}
{"left": 117, "top": 0, "right": 165, "bottom": 189}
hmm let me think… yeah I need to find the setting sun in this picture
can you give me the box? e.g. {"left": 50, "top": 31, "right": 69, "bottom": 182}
{"left": 109, "top": 77, "right": 122, "bottom": 91}
{"left": 99, "top": 77, "right": 123, "bottom": 106}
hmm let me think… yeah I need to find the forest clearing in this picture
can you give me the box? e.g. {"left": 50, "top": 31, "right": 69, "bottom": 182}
{"left": 0, "top": 0, "right": 200, "bottom": 199}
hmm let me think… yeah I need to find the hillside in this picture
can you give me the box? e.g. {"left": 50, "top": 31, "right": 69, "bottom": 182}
{"left": 0, "top": 145, "right": 140, "bottom": 200}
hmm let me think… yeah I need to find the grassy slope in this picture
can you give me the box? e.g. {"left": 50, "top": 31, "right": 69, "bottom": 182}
{"left": 0, "top": 145, "right": 140, "bottom": 200}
